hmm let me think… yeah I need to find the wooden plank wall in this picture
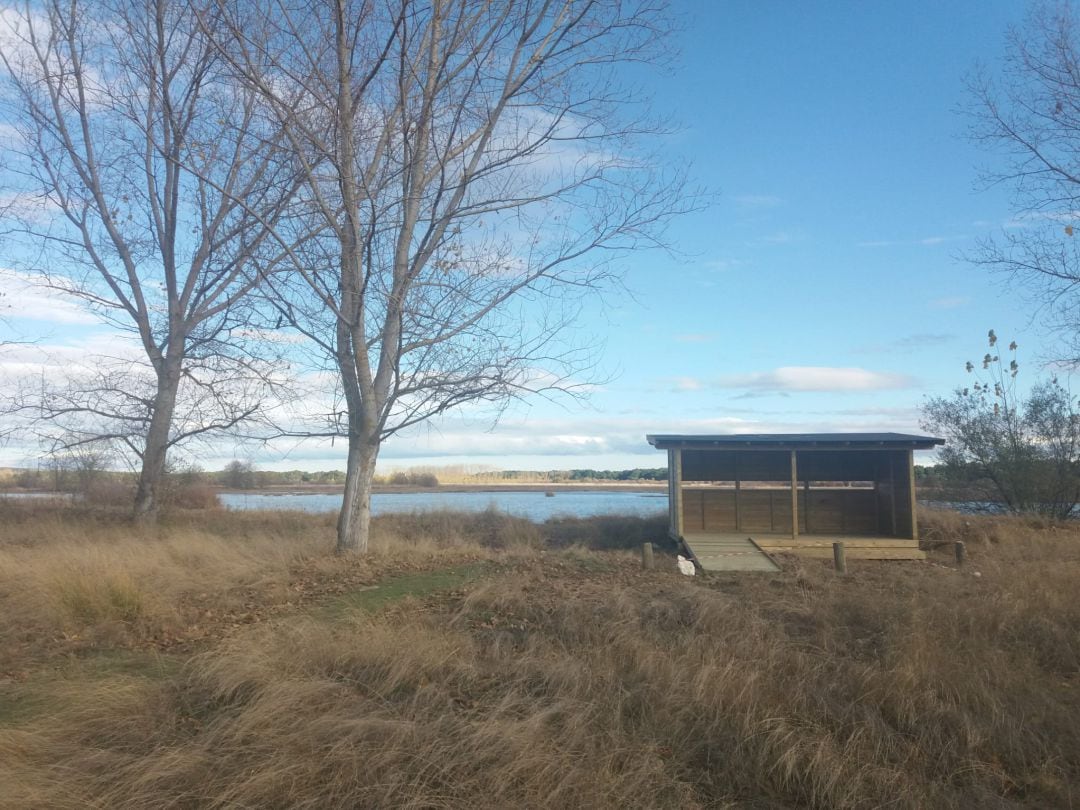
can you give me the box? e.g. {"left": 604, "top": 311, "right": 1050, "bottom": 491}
{"left": 682, "top": 488, "right": 881, "bottom": 536}
{"left": 805, "top": 489, "right": 878, "bottom": 534}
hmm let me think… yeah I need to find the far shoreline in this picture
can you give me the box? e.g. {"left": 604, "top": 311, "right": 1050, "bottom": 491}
{"left": 219, "top": 482, "right": 667, "bottom": 496}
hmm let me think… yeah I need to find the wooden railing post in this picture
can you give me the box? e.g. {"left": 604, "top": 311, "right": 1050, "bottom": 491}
{"left": 832, "top": 541, "right": 847, "bottom": 574}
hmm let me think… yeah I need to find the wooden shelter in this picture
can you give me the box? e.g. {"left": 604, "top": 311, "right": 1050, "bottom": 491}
{"left": 646, "top": 433, "right": 944, "bottom": 570}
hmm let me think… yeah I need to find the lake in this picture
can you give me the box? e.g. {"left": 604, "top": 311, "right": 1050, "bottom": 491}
{"left": 220, "top": 490, "right": 668, "bottom": 522}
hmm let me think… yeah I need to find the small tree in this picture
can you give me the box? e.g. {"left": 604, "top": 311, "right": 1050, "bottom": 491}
{"left": 44, "top": 442, "right": 113, "bottom": 495}
{"left": 921, "top": 330, "right": 1080, "bottom": 518}
{"left": 1, "top": 0, "right": 296, "bottom": 522}
{"left": 222, "top": 459, "right": 256, "bottom": 490}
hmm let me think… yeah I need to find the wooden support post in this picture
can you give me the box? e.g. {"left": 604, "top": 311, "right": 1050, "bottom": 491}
{"left": 790, "top": 450, "right": 799, "bottom": 539}
{"left": 833, "top": 541, "right": 847, "bottom": 574}
{"left": 803, "top": 478, "right": 810, "bottom": 535}
{"left": 872, "top": 461, "right": 880, "bottom": 534}
{"left": 734, "top": 452, "right": 741, "bottom": 532}
{"left": 641, "top": 542, "right": 654, "bottom": 570}
{"left": 671, "top": 449, "right": 684, "bottom": 539}
{"left": 954, "top": 540, "right": 966, "bottom": 566}
{"left": 888, "top": 452, "right": 898, "bottom": 536}
{"left": 908, "top": 449, "right": 918, "bottom": 543}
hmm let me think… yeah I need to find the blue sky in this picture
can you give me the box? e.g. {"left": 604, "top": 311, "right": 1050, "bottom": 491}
{"left": 0, "top": 1, "right": 1058, "bottom": 472}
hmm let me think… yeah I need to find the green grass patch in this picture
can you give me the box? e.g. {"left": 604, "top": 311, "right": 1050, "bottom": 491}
{"left": 0, "top": 651, "right": 181, "bottom": 729}
{"left": 327, "top": 562, "right": 493, "bottom": 617}
{"left": 567, "top": 554, "right": 616, "bottom": 573}
{"left": 69, "top": 649, "right": 183, "bottom": 680}
{"left": 0, "top": 684, "right": 51, "bottom": 727}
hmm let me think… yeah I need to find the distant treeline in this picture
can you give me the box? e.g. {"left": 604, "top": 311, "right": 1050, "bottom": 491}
{"left": 1, "top": 462, "right": 668, "bottom": 491}
{"left": 0, "top": 464, "right": 435, "bottom": 491}
{"left": 215, "top": 463, "right": 438, "bottom": 489}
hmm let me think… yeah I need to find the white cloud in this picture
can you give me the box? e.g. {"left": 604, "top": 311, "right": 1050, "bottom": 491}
{"left": 0, "top": 333, "right": 145, "bottom": 390}
{"left": 0, "top": 373, "right": 935, "bottom": 469}
{"left": 0, "top": 190, "right": 61, "bottom": 224}
{"left": 672, "top": 333, "right": 714, "bottom": 344}
{"left": 666, "top": 376, "right": 704, "bottom": 391}
{"left": 0, "top": 268, "right": 100, "bottom": 325}
{"left": 1002, "top": 210, "right": 1080, "bottom": 230}
{"left": 857, "top": 234, "right": 966, "bottom": 248}
{"left": 715, "top": 366, "right": 914, "bottom": 393}
{"left": 856, "top": 333, "right": 957, "bottom": 354}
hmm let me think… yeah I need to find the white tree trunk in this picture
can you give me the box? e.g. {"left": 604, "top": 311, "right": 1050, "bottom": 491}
{"left": 336, "top": 433, "right": 379, "bottom": 554}
{"left": 133, "top": 361, "right": 182, "bottom": 523}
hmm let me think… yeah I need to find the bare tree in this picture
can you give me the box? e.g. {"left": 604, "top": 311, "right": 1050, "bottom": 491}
{"left": 0, "top": 0, "right": 298, "bottom": 521}
{"left": 213, "top": 0, "right": 693, "bottom": 553}
{"left": 967, "top": 1, "right": 1080, "bottom": 361}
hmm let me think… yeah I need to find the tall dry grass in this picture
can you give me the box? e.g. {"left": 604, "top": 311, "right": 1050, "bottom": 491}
{"left": 0, "top": 503, "right": 551, "bottom": 673}
{"left": 1, "top": 505, "right": 1079, "bottom": 807}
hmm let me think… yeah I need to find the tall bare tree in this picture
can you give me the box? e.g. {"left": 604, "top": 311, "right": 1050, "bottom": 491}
{"left": 967, "top": 1, "right": 1080, "bottom": 362}
{"left": 0, "top": 0, "right": 297, "bottom": 520}
{"left": 214, "top": 0, "right": 691, "bottom": 553}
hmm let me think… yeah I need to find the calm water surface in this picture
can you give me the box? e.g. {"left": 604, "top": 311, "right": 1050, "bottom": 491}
{"left": 221, "top": 490, "right": 667, "bottom": 521}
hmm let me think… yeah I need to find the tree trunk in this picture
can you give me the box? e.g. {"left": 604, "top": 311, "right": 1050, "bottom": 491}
{"left": 133, "top": 361, "right": 182, "bottom": 524}
{"left": 337, "top": 432, "right": 380, "bottom": 554}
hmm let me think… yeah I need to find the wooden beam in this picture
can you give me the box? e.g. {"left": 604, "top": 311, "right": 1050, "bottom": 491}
{"left": 790, "top": 449, "right": 799, "bottom": 539}
{"left": 907, "top": 448, "right": 918, "bottom": 543}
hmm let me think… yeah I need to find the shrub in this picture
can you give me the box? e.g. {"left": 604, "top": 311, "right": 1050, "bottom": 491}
{"left": 166, "top": 484, "right": 221, "bottom": 510}
{"left": 56, "top": 573, "right": 146, "bottom": 627}
{"left": 921, "top": 330, "right": 1080, "bottom": 518}
{"left": 542, "top": 513, "right": 672, "bottom": 551}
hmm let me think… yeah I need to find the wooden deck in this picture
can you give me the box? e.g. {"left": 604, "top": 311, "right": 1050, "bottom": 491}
{"left": 752, "top": 533, "right": 924, "bottom": 560}
{"left": 683, "top": 532, "right": 924, "bottom": 571}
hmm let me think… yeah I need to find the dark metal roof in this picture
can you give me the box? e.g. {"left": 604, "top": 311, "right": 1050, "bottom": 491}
{"left": 646, "top": 432, "right": 944, "bottom": 450}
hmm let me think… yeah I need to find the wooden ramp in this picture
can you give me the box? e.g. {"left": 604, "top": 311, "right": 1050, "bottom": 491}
{"left": 682, "top": 533, "right": 781, "bottom": 572}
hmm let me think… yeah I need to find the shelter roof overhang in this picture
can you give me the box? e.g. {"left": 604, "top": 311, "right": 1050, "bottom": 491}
{"left": 645, "top": 432, "right": 945, "bottom": 451}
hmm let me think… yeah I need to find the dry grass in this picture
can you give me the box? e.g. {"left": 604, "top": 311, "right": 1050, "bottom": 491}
{"left": 1, "top": 504, "right": 1079, "bottom": 808}
{"left": 0, "top": 503, "right": 542, "bottom": 673}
